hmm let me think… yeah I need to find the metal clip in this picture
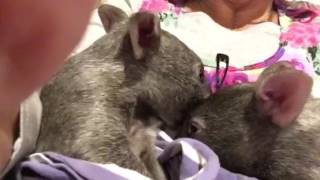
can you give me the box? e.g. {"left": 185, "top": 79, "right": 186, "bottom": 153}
{"left": 215, "top": 53, "right": 229, "bottom": 89}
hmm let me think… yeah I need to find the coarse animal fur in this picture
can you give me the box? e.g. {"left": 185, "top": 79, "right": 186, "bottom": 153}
{"left": 184, "top": 61, "right": 320, "bottom": 180}
{"left": 36, "top": 5, "right": 209, "bottom": 180}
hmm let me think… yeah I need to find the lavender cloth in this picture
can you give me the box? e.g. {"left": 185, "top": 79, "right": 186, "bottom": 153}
{"left": 6, "top": 131, "right": 258, "bottom": 180}
{"left": 156, "top": 132, "right": 258, "bottom": 180}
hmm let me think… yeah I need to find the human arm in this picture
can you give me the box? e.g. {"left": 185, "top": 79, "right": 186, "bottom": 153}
{"left": 0, "top": 0, "right": 96, "bottom": 173}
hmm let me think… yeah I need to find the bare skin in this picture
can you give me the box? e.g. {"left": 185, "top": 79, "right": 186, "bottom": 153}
{"left": 185, "top": 0, "right": 279, "bottom": 30}
{"left": 0, "top": 0, "right": 96, "bottom": 173}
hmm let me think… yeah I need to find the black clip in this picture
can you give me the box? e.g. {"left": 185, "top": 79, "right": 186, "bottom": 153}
{"left": 215, "top": 53, "right": 229, "bottom": 89}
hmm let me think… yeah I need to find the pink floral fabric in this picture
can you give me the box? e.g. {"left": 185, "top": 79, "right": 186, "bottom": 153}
{"left": 140, "top": 0, "right": 168, "bottom": 13}
{"left": 281, "top": 21, "right": 320, "bottom": 48}
{"left": 140, "top": 0, "right": 182, "bottom": 15}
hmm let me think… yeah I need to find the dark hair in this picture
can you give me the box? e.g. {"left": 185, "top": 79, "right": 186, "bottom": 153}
{"left": 168, "top": 0, "right": 186, "bottom": 6}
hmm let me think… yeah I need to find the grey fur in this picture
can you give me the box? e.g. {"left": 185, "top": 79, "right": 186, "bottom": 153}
{"left": 36, "top": 5, "right": 209, "bottom": 180}
{"left": 185, "top": 62, "right": 320, "bottom": 180}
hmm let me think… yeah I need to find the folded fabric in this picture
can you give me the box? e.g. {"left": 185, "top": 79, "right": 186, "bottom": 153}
{"left": 156, "top": 131, "right": 258, "bottom": 180}
{"left": 5, "top": 131, "right": 258, "bottom": 180}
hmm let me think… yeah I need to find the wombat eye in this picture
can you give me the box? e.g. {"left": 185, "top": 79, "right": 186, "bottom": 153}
{"left": 189, "top": 124, "right": 199, "bottom": 134}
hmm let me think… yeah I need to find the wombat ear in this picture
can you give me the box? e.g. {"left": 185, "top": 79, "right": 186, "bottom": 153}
{"left": 128, "top": 12, "right": 161, "bottom": 60}
{"left": 98, "top": 4, "right": 128, "bottom": 33}
{"left": 255, "top": 65, "right": 313, "bottom": 128}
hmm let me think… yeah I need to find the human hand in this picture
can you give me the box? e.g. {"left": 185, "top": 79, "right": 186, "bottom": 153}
{"left": 0, "top": 0, "right": 96, "bottom": 173}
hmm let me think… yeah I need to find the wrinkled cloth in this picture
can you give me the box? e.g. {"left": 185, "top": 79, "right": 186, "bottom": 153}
{"left": 5, "top": 131, "right": 258, "bottom": 180}
{"left": 7, "top": 153, "right": 150, "bottom": 180}
{"left": 156, "top": 131, "right": 258, "bottom": 180}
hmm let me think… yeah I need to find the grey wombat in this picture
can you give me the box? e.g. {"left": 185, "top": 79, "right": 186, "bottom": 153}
{"left": 185, "top": 61, "right": 320, "bottom": 180}
{"left": 36, "top": 5, "right": 209, "bottom": 180}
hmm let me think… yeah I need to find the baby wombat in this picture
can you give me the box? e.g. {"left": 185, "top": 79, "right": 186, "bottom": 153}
{"left": 185, "top": 61, "right": 320, "bottom": 180}
{"left": 36, "top": 5, "right": 209, "bottom": 180}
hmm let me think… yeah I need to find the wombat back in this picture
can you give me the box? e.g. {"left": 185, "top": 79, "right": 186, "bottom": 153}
{"left": 187, "top": 62, "right": 320, "bottom": 179}
{"left": 37, "top": 5, "right": 208, "bottom": 180}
